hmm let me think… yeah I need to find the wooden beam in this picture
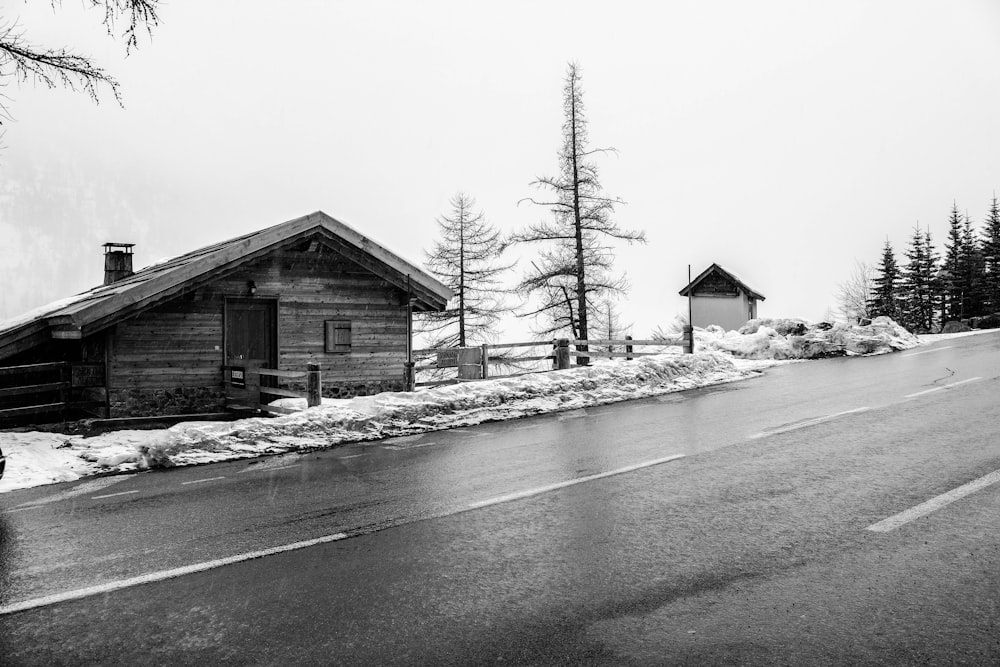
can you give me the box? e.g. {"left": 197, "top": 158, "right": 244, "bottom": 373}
{"left": 0, "top": 382, "right": 69, "bottom": 399}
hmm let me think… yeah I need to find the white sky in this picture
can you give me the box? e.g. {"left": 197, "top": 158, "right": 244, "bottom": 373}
{"left": 2, "top": 1, "right": 1000, "bottom": 337}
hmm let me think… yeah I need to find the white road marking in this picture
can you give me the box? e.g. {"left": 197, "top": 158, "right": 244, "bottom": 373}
{"left": 1, "top": 455, "right": 685, "bottom": 614}
{"left": 901, "top": 346, "right": 954, "bottom": 357}
{"left": 91, "top": 490, "right": 140, "bottom": 500}
{"left": 4, "top": 505, "right": 45, "bottom": 514}
{"left": 383, "top": 442, "right": 437, "bottom": 450}
{"left": 867, "top": 469, "right": 1000, "bottom": 532}
{"left": 904, "top": 376, "right": 982, "bottom": 399}
{"left": 513, "top": 424, "right": 539, "bottom": 431}
{"left": 180, "top": 476, "right": 226, "bottom": 485}
{"left": 337, "top": 454, "right": 365, "bottom": 460}
{"left": 749, "top": 407, "right": 870, "bottom": 440}
{"left": 264, "top": 464, "right": 300, "bottom": 472}
{"left": 0, "top": 532, "right": 350, "bottom": 616}
{"left": 8, "top": 477, "right": 129, "bottom": 510}
{"left": 632, "top": 404, "right": 657, "bottom": 409}
{"left": 467, "top": 454, "right": 685, "bottom": 509}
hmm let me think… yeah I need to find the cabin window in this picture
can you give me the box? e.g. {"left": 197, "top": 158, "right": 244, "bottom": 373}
{"left": 325, "top": 320, "right": 352, "bottom": 353}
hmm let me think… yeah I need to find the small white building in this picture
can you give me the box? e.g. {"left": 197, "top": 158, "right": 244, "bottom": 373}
{"left": 679, "top": 263, "right": 765, "bottom": 331}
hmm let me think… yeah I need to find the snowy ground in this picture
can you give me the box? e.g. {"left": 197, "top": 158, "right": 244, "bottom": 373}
{"left": 0, "top": 318, "right": 981, "bottom": 494}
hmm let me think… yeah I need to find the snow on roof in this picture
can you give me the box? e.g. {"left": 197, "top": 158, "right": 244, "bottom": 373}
{"left": 679, "top": 263, "right": 765, "bottom": 301}
{"left": 0, "top": 211, "right": 452, "bottom": 353}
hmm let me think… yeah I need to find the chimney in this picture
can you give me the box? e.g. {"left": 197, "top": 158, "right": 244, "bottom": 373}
{"left": 103, "top": 242, "right": 135, "bottom": 285}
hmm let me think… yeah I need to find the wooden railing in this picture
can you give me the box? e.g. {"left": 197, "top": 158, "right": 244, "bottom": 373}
{"left": 0, "top": 361, "right": 106, "bottom": 422}
{"left": 223, "top": 364, "right": 322, "bottom": 415}
{"left": 411, "top": 333, "right": 689, "bottom": 388}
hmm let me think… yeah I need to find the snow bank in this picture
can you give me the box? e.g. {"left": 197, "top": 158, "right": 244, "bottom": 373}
{"left": 0, "top": 352, "right": 747, "bottom": 491}
{"left": 0, "top": 317, "right": 926, "bottom": 494}
{"left": 698, "top": 316, "right": 919, "bottom": 360}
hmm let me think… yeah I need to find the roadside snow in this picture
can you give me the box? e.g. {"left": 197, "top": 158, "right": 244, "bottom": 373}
{"left": 0, "top": 318, "right": 968, "bottom": 494}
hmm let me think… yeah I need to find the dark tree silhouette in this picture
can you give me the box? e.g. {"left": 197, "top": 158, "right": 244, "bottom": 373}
{"left": 507, "top": 62, "right": 645, "bottom": 359}
{"left": 0, "top": 0, "right": 158, "bottom": 117}
{"left": 419, "top": 193, "right": 513, "bottom": 349}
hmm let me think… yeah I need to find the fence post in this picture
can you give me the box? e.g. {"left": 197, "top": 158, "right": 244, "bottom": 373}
{"left": 481, "top": 343, "right": 489, "bottom": 380}
{"left": 625, "top": 335, "right": 634, "bottom": 361}
{"left": 403, "top": 361, "right": 415, "bottom": 392}
{"left": 307, "top": 363, "right": 322, "bottom": 408}
{"left": 555, "top": 338, "right": 571, "bottom": 370}
{"left": 683, "top": 325, "right": 695, "bottom": 354}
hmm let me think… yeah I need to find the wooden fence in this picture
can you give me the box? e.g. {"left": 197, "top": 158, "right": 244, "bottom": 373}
{"left": 223, "top": 363, "right": 322, "bottom": 416}
{"left": 0, "top": 361, "right": 107, "bottom": 423}
{"left": 412, "top": 333, "right": 690, "bottom": 388}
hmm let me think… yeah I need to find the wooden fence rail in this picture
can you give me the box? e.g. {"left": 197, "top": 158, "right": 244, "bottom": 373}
{"left": 0, "top": 361, "right": 106, "bottom": 421}
{"left": 412, "top": 334, "right": 690, "bottom": 389}
{"left": 223, "top": 364, "right": 322, "bottom": 416}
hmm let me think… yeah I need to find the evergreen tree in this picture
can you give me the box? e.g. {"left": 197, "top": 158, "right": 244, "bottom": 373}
{"left": 868, "top": 240, "right": 901, "bottom": 320}
{"left": 961, "top": 212, "right": 987, "bottom": 318}
{"left": 901, "top": 226, "right": 939, "bottom": 332}
{"left": 982, "top": 195, "right": 1000, "bottom": 312}
{"left": 420, "top": 193, "right": 513, "bottom": 348}
{"left": 507, "top": 62, "right": 646, "bottom": 360}
{"left": 941, "top": 203, "right": 964, "bottom": 322}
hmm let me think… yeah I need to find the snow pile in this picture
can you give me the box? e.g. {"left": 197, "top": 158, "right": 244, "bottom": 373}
{"left": 696, "top": 316, "right": 919, "bottom": 360}
{"left": 0, "top": 352, "right": 747, "bottom": 491}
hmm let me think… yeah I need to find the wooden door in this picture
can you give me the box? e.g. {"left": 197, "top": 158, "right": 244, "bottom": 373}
{"left": 225, "top": 298, "right": 278, "bottom": 383}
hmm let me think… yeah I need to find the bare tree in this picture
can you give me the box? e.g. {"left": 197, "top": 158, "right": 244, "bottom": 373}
{"left": 837, "top": 260, "right": 875, "bottom": 323}
{"left": 418, "top": 192, "right": 513, "bottom": 349}
{"left": 506, "top": 62, "right": 646, "bottom": 360}
{"left": 0, "top": 1, "right": 159, "bottom": 117}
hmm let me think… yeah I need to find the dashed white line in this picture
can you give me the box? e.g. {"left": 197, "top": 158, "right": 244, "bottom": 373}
{"left": 749, "top": 407, "right": 871, "bottom": 440}
{"left": 0, "top": 532, "right": 350, "bottom": 616}
{"left": 904, "top": 376, "right": 982, "bottom": 399}
{"left": 383, "top": 442, "right": 438, "bottom": 450}
{"left": 468, "top": 454, "right": 685, "bottom": 509}
{"left": 180, "top": 476, "right": 226, "bottom": 486}
{"left": 4, "top": 505, "right": 45, "bottom": 514}
{"left": 91, "top": 490, "right": 140, "bottom": 500}
{"left": 868, "top": 469, "right": 1000, "bottom": 532}
{"left": 902, "top": 346, "right": 954, "bottom": 357}
{"left": 337, "top": 454, "right": 365, "bottom": 460}
{"left": 513, "top": 424, "right": 539, "bottom": 431}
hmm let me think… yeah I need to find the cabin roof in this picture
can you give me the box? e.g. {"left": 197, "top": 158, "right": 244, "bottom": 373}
{"left": 0, "top": 211, "right": 452, "bottom": 359}
{"left": 678, "top": 263, "right": 765, "bottom": 301}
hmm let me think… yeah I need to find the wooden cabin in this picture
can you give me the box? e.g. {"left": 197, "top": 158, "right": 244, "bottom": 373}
{"left": 678, "top": 263, "right": 765, "bottom": 331}
{"left": 0, "top": 212, "right": 451, "bottom": 423}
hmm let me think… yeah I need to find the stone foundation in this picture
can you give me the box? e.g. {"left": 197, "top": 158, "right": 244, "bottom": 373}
{"left": 285, "top": 379, "right": 405, "bottom": 400}
{"left": 109, "top": 387, "right": 226, "bottom": 418}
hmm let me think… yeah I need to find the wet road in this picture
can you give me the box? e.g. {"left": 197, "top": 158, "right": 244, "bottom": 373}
{"left": 1, "top": 332, "right": 999, "bottom": 664}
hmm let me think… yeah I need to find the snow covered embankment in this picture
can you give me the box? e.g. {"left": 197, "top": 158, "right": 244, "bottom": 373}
{"left": 0, "top": 352, "right": 748, "bottom": 490}
{"left": 697, "top": 316, "right": 920, "bottom": 360}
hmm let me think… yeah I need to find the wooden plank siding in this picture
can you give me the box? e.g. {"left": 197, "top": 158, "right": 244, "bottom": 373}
{"left": 104, "top": 241, "right": 410, "bottom": 416}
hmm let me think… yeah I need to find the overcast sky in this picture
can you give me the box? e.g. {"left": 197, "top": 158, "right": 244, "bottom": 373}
{"left": 3, "top": 1, "right": 1000, "bottom": 338}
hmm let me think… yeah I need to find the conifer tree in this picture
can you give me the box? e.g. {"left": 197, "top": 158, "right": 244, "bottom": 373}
{"left": 961, "top": 212, "right": 986, "bottom": 318}
{"left": 941, "top": 203, "right": 965, "bottom": 322}
{"left": 507, "top": 62, "right": 646, "bottom": 360}
{"left": 868, "top": 240, "right": 901, "bottom": 320}
{"left": 420, "top": 193, "right": 513, "bottom": 348}
{"left": 983, "top": 195, "right": 1000, "bottom": 312}
{"left": 901, "top": 226, "right": 939, "bottom": 332}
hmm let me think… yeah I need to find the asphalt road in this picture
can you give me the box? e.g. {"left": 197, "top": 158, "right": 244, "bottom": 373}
{"left": 1, "top": 331, "right": 999, "bottom": 664}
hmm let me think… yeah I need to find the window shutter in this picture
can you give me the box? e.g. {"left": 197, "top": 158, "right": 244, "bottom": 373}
{"left": 325, "top": 320, "right": 352, "bottom": 353}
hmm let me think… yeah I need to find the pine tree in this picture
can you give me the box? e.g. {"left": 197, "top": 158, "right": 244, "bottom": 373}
{"left": 941, "top": 203, "right": 964, "bottom": 322}
{"left": 419, "top": 193, "right": 513, "bottom": 348}
{"left": 961, "top": 212, "right": 986, "bottom": 318}
{"left": 868, "top": 240, "right": 901, "bottom": 320}
{"left": 982, "top": 195, "right": 1000, "bottom": 313}
{"left": 901, "top": 226, "right": 939, "bottom": 332}
{"left": 507, "top": 62, "right": 646, "bottom": 360}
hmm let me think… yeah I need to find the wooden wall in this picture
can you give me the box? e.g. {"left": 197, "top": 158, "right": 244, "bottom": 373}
{"left": 105, "top": 238, "right": 410, "bottom": 416}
